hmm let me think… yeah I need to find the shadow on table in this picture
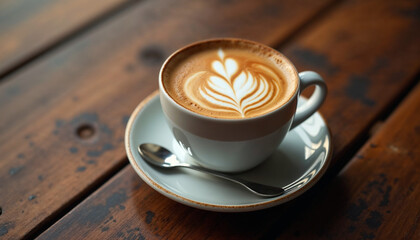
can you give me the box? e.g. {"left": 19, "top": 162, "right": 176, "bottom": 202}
{"left": 131, "top": 172, "right": 351, "bottom": 239}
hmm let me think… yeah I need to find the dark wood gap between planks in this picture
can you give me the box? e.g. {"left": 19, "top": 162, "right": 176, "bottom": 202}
{"left": 272, "top": 0, "right": 344, "bottom": 51}
{"left": 23, "top": 158, "right": 129, "bottom": 240}
{"left": 0, "top": 0, "right": 143, "bottom": 82}
{"left": 370, "top": 71, "right": 420, "bottom": 125}
{"left": 261, "top": 72, "right": 420, "bottom": 240}
{"left": 328, "top": 70, "right": 420, "bottom": 177}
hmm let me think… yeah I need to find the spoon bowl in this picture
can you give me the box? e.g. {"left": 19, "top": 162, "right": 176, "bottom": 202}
{"left": 139, "top": 143, "right": 181, "bottom": 167}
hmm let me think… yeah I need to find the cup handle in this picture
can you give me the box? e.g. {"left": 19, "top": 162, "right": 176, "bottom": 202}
{"left": 290, "top": 71, "right": 327, "bottom": 129}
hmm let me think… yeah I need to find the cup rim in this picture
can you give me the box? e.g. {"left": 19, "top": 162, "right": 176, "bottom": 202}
{"left": 159, "top": 38, "right": 300, "bottom": 123}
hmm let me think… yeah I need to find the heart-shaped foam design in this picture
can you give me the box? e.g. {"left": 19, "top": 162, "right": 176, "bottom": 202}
{"left": 184, "top": 49, "right": 282, "bottom": 118}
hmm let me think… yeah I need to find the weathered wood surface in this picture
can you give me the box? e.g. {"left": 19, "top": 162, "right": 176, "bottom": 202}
{"left": 0, "top": 0, "right": 134, "bottom": 77}
{"left": 0, "top": 0, "right": 334, "bottom": 239}
{"left": 274, "top": 82, "right": 420, "bottom": 239}
{"left": 36, "top": 0, "right": 420, "bottom": 239}
{"left": 282, "top": 0, "right": 420, "bottom": 170}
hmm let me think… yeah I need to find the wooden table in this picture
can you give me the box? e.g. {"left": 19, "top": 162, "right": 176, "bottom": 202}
{"left": 1, "top": 0, "right": 419, "bottom": 239}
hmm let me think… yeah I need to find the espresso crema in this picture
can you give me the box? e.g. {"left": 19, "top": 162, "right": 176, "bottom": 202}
{"left": 162, "top": 43, "right": 297, "bottom": 119}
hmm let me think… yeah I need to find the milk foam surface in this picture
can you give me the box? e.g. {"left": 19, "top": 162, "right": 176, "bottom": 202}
{"left": 163, "top": 45, "right": 297, "bottom": 119}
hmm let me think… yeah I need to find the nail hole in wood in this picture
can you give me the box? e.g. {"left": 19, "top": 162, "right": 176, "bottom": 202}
{"left": 139, "top": 46, "right": 165, "bottom": 65}
{"left": 76, "top": 124, "right": 95, "bottom": 139}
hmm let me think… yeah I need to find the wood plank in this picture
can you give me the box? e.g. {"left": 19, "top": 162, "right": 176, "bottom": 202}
{"left": 273, "top": 82, "right": 420, "bottom": 239}
{"left": 38, "top": 165, "right": 286, "bottom": 240}
{"left": 36, "top": 0, "right": 420, "bottom": 239}
{"left": 281, "top": 0, "right": 420, "bottom": 169}
{"left": 0, "top": 0, "right": 333, "bottom": 239}
{"left": 0, "top": 0, "right": 133, "bottom": 76}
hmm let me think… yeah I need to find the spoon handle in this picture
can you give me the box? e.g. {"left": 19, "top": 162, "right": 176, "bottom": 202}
{"left": 180, "top": 163, "right": 284, "bottom": 197}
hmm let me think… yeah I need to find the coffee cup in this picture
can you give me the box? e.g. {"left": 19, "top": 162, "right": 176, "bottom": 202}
{"left": 159, "top": 38, "right": 327, "bottom": 172}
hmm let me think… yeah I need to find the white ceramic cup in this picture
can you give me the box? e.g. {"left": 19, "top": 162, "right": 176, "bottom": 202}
{"left": 159, "top": 39, "right": 327, "bottom": 172}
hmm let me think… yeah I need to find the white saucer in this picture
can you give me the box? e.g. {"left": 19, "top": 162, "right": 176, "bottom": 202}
{"left": 125, "top": 92, "right": 332, "bottom": 212}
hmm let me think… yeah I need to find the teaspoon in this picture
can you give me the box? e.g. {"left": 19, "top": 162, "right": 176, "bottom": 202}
{"left": 138, "top": 143, "right": 285, "bottom": 197}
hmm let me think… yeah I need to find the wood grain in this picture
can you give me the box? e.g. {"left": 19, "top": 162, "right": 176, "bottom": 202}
{"left": 0, "top": 0, "right": 333, "bottom": 239}
{"left": 281, "top": 0, "right": 420, "bottom": 170}
{"left": 0, "top": 0, "right": 134, "bottom": 76}
{"left": 273, "top": 82, "right": 420, "bottom": 239}
{"left": 38, "top": 165, "right": 288, "bottom": 240}
{"left": 36, "top": 0, "right": 420, "bottom": 239}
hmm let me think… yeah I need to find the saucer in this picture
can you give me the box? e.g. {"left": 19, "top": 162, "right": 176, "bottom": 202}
{"left": 125, "top": 92, "right": 332, "bottom": 212}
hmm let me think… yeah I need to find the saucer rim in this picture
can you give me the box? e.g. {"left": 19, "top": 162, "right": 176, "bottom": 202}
{"left": 125, "top": 91, "right": 332, "bottom": 212}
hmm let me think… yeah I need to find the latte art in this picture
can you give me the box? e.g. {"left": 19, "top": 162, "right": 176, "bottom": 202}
{"left": 163, "top": 44, "right": 297, "bottom": 119}
{"left": 185, "top": 49, "right": 281, "bottom": 117}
